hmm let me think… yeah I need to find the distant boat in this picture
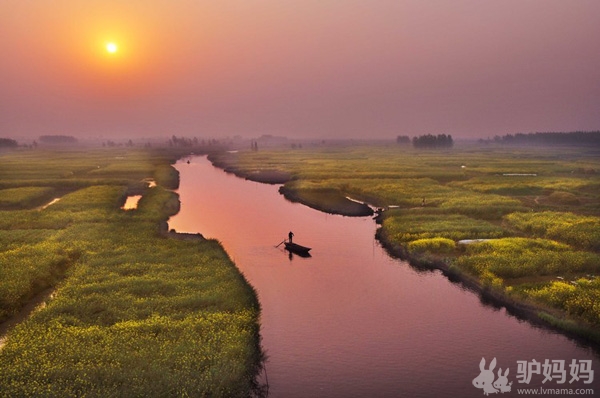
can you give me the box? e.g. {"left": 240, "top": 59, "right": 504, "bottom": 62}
{"left": 284, "top": 242, "right": 312, "bottom": 256}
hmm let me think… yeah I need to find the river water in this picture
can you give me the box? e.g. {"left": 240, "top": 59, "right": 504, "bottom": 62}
{"left": 169, "top": 156, "right": 599, "bottom": 397}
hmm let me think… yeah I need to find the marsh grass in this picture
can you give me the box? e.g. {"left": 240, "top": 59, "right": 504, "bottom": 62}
{"left": 0, "top": 187, "right": 56, "bottom": 209}
{"left": 0, "top": 148, "right": 262, "bottom": 396}
{"left": 454, "top": 238, "right": 599, "bottom": 279}
{"left": 407, "top": 238, "right": 456, "bottom": 255}
{"left": 279, "top": 181, "right": 373, "bottom": 216}
{"left": 381, "top": 211, "right": 508, "bottom": 243}
{"left": 505, "top": 211, "right": 600, "bottom": 251}
{"left": 0, "top": 229, "right": 59, "bottom": 251}
{"left": 527, "top": 278, "right": 600, "bottom": 326}
{"left": 0, "top": 241, "right": 77, "bottom": 321}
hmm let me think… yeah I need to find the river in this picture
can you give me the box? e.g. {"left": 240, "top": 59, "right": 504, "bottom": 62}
{"left": 169, "top": 156, "right": 599, "bottom": 397}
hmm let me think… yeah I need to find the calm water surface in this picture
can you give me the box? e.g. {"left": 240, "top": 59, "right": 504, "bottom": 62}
{"left": 169, "top": 156, "right": 599, "bottom": 397}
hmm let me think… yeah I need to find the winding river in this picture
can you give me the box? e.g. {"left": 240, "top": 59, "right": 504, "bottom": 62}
{"left": 169, "top": 156, "right": 599, "bottom": 397}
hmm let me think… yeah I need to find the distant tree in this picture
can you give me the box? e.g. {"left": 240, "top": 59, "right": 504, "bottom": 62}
{"left": 412, "top": 134, "right": 454, "bottom": 149}
{"left": 0, "top": 138, "right": 18, "bottom": 148}
{"left": 396, "top": 135, "right": 410, "bottom": 144}
{"left": 481, "top": 131, "right": 600, "bottom": 146}
{"left": 168, "top": 135, "right": 198, "bottom": 147}
{"left": 39, "top": 135, "right": 78, "bottom": 144}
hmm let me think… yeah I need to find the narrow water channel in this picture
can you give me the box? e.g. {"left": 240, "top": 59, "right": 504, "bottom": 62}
{"left": 169, "top": 156, "right": 599, "bottom": 397}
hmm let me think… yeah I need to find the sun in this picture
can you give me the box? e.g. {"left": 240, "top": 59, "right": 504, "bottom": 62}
{"left": 106, "top": 42, "right": 118, "bottom": 54}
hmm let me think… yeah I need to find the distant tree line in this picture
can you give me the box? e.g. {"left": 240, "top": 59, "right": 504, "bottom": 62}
{"left": 481, "top": 131, "right": 600, "bottom": 146}
{"left": 102, "top": 140, "right": 135, "bottom": 147}
{"left": 39, "top": 135, "right": 78, "bottom": 144}
{"left": 0, "top": 138, "right": 18, "bottom": 148}
{"left": 168, "top": 135, "right": 222, "bottom": 147}
{"left": 412, "top": 134, "right": 453, "bottom": 149}
{"left": 169, "top": 135, "right": 198, "bottom": 147}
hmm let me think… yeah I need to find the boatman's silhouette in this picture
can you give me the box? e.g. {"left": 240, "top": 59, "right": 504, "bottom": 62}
{"left": 288, "top": 231, "right": 294, "bottom": 243}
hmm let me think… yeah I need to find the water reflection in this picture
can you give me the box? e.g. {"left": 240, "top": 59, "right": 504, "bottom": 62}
{"left": 279, "top": 247, "right": 312, "bottom": 260}
{"left": 169, "top": 156, "right": 599, "bottom": 398}
{"left": 37, "top": 198, "right": 61, "bottom": 210}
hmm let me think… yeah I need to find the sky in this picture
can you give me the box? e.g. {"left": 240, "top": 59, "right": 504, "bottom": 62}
{"left": 1, "top": 0, "right": 599, "bottom": 141}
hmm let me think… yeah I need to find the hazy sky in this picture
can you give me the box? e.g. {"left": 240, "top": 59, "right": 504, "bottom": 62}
{"left": 1, "top": 1, "right": 599, "bottom": 140}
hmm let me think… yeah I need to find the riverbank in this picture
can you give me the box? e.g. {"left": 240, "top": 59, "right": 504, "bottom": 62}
{"left": 373, "top": 213, "right": 600, "bottom": 348}
{"left": 0, "top": 147, "right": 264, "bottom": 396}
{"left": 278, "top": 184, "right": 373, "bottom": 217}
{"left": 205, "top": 145, "right": 600, "bottom": 348}
{"left": 208, "top": 153, "right": 373, "bottom": 216}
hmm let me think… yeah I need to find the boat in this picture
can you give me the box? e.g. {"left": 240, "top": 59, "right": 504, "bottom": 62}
{"left": 284, "top": 242, "right": 312, "bottom": 256}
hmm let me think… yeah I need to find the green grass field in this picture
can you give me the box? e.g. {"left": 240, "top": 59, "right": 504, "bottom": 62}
{"left": 212, "top": 143, "right": 600, "bottom": 341}
{"left": 2, "top": 142, "right": 599, "bottom": 393}
{"left": 0, "top": 148, "right": 262, "bottom": 397}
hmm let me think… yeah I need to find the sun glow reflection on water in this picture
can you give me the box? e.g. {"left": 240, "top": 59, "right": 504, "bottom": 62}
{"left": 121, "top": 195, "right": 141, "bottom": 210}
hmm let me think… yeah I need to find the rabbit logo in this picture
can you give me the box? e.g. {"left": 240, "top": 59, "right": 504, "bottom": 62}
{"left": 472, "top": 357, "right": 512, "bottom": 395}
{"left": 493, "top": 368, "right": 512, "bottom": 393}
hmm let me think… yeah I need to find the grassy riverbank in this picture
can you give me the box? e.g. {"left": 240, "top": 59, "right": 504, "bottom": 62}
{"left": 0, "top": 147, "right": 263, "bottom": 396}
{"left": 209, "top": 144, "right": 600, "bottom": 344}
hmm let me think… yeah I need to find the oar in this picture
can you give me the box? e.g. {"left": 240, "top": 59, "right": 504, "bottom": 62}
{"left": 275, "top": 239, "right": 286, "bottom": 248}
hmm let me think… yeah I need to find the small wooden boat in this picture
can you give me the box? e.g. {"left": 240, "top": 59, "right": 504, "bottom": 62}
{"left": 284, "top": 242, "right": 312, "bottom": 256}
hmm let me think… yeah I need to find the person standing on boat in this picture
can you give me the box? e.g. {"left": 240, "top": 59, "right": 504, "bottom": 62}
{"left": 288, "top": 231, "right": 294, "bottom": 243}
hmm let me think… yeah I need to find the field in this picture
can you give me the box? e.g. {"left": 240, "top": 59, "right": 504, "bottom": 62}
{"left": 211, "top": 143, "right": 600, "bottom": 342}
{"left": 0, "top": 147, "right": 263, "bottom": 397}
{"left": 1, "top": 142, "right": 599, "bottom": 394}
